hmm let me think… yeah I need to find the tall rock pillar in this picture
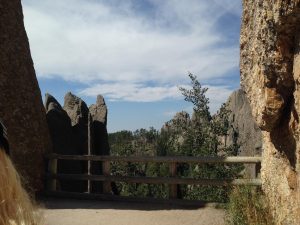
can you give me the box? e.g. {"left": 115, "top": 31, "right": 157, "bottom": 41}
{"left": 0, "top": 0, "right": 52, "bottom": 192}
{"left": 63, "top": 92, "right": 89, "bottom": 192}
{"left": 89, "top": 95, "right": 110, "bottom": 193}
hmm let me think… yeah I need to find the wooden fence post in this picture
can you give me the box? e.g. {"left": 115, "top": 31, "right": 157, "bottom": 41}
{"left": 255, "top": 162, "right": 261, "bottom": 179}
{"left": 47, "top": 158, "right": 57, "bottom": 191}
{"left": 102, "top": 160, "right": 111, "bottom": 194}
{"left": 169, "top": 162, "right": 177, "bottom": 199}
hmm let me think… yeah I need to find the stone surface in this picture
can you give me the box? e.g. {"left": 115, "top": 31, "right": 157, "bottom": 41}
{"left": 89, "top": 95, "right": 110, "bottom": 192}
{"left": 240, "top": 1, "right": 300, "bottom": 223}
{"left": 225, "top": 89, "right": 262, "bottom": 177}
{"left": 63, "top": 92, "right": 89, "bottom": 155}
{"left": 162, "top": 111, "right": 191, "bottom": 133}
{"left": 45, "top": 94, "right": 86, "bottom": 192}
{"left": 63, "top": 92, "right": 89, "bottom": 192}
{"left": 89, "top": 95, "right": 110, "bottom": 156}
{"left": 0, "top": 0, "right": 52, "bottom": 192}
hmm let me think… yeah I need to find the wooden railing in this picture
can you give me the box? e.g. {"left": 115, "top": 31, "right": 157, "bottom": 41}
{"left": 45, "top": 154, "right": 262, "bottom": 202}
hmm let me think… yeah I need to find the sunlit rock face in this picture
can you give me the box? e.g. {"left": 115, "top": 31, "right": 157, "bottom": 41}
{"left": 240, "top": 0, "right": 300, "bottom": 223}
{"left": 0, "top": 0, "right": 52, "bottom": 192}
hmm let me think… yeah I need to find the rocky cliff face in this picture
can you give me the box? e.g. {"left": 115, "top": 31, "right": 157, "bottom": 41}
{"left": 225, "top": 89, "right": 262, "bottom": 177}
{"left": 241, "top": 1, "right": 300, "bottom": 223}
{"left": 0, "top": 0, "right": 52, "bottom": 192}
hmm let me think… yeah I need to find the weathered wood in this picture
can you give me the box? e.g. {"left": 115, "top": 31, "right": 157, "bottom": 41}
{"left": 102, "top": 161, "right": 111, "bottom": 194}
{"left": 47, "top": 173, "right": 262, "bottom": 186}
{"left": 46, "top": 154, "right": 262, "bottom": 164}
{"left": 255, "top": 162, "right": 261, "bottom": 179}
{"left": 87, "top": 113, "right": 93, "bottom": 194}
{"left": 169, "top": 162, "right": 177, "bottom": 199}
{"left": 47, "top": 159, "right": 57, "bottom": 191}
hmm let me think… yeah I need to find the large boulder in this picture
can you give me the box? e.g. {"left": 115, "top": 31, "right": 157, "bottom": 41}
{"left": 0, "top": 0, "right": 52, "bottom": 192}
{"left": 45, "top": 94, "right": 86, "bottom": 192}
{"left": 240, "top": 1, "right": 300, "bottom": 223}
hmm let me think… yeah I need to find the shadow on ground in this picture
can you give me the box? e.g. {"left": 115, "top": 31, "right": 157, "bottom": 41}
{"left": 39, "top": 197, "right": 216, "bottom": 211}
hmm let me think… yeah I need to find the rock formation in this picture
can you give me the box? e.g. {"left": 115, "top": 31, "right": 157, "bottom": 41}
{"left": 45, "top": 94, "right": 86, "bottom": 192}
{"left": 45, "top": 93, "right": 111, "bottom": 193}
{"left": 225, "top": 89, "right": 262, "bottom": 177}
{"left": 63, "top": 92, "right": 89, "bottom": 192}
{"left": 162, "top": 111, "right": 191, "bottom": 133}
{"left": 63, "top": 92, "right": 89, "bottom": 156}
{"left": 0, "top": 0, "right": 52, "bottom": 192}
{"left": 89, "top": 95, "right": 110, "bottom": 156}
{"left": 89, "top": 95, "right": 110, "bottom": 192}
{"left": 241, "top": 1, "right": 300, "bottom": 223}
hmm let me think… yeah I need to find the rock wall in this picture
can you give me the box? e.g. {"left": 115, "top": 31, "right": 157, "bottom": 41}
{"left": 240, "top": 1, "right": 300, "bottom": 223}
{"left": 225, "top": 89, "right": 262, "bottom": 177}
{"left": 0, "top": 0, "right": 52, "bottom": 192}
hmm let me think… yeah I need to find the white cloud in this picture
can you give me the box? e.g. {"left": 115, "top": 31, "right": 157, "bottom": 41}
{"left": 22, "top": 0, "right": 241, "bottom": 104}
{"left": 80, "top": 81, "right": 232, "bottom": 114}
{"left": 80, "top": 82, "right": 182, "bottom": 102}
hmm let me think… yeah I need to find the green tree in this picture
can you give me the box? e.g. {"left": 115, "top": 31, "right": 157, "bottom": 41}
{"left": 175, "top": 73, "right": 242, "bottom": 202}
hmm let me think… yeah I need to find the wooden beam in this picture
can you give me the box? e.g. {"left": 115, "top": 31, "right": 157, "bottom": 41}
{"left": 47, "top": 159, "right": 57, "bottom": 191}
{"left": 102, "top": 161, "right": 111, "bottom": 194}
{"left": 47, "top": 173, "right": 262, "bottom": 186}
{"left": 46, "top": 154, "right": 262, "bottom": 164}
{"left": 169, "top": 162, "right": 177, "bottom": 199}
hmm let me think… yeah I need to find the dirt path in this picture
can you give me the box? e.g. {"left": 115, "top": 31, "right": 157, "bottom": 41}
{"left": 42, "top": 198, "right": 225, "bottom": 225}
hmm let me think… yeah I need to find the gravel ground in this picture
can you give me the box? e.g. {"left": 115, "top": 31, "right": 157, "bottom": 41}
{"left": 42, "top": 198, "right": 225, "bottom": 225}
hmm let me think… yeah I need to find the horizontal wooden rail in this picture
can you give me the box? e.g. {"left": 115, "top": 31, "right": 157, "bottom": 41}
{"left": 46, "top": 154, "right": 262, "bottom": 164}
{"left": 47, "top": 173, "right": 262, "bottom": 186}
{"left": 46, "top": 153, "right": 262, "bottom": 202}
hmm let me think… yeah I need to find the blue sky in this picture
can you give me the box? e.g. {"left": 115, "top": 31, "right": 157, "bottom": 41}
{"left": 22, "top": 0, "right": 242, "bottom": 132}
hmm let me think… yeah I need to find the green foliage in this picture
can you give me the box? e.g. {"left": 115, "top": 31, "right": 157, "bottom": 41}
{"left": 179, "top": 72, "right": 211, "bottom": 121}
{"left": 173, "top": 73, "right": 242, "bottom": 202}
{"left": 226, "top": 186, "right": 274, "bottom": 225}
{"left": 109, "top": 128, "right": 168, "bottom": 197}
{"left": 109, "top": 73, "right": 242, "bottom": 202}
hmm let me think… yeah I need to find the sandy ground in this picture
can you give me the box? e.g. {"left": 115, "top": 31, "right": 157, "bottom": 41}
{"left": 42, "top": 198, "right": 225, "bottom": 225}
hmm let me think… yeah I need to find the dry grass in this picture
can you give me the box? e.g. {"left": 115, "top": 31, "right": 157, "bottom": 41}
{"left": 226, "top": 186, "right": 274, "bottom": 225}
